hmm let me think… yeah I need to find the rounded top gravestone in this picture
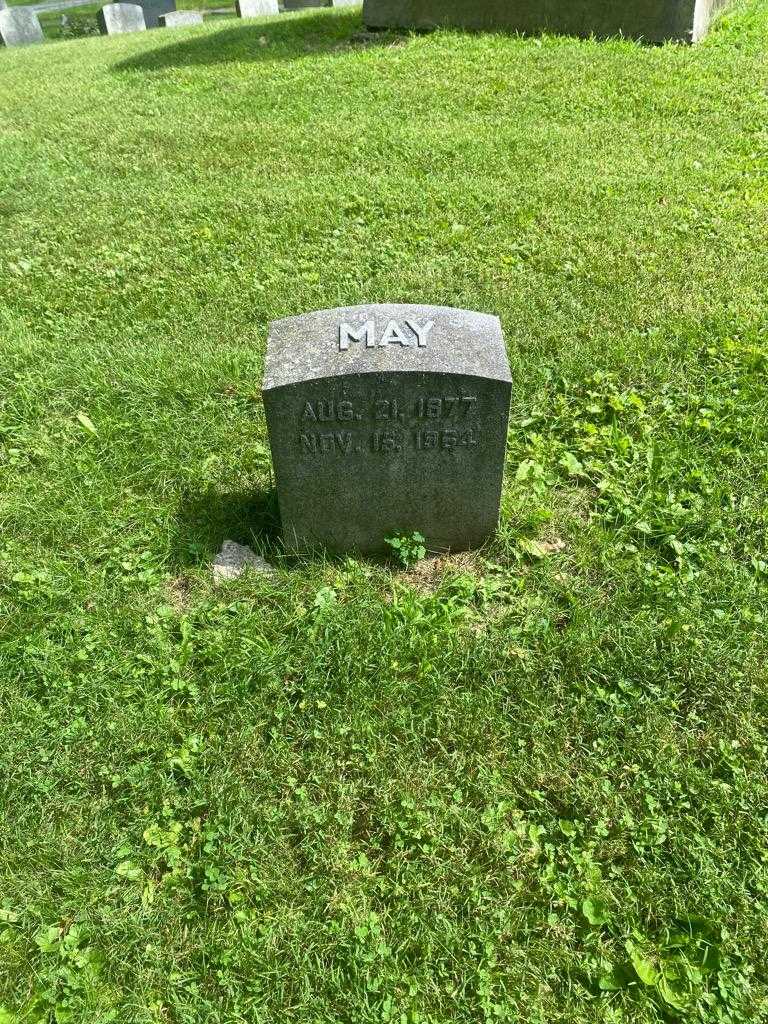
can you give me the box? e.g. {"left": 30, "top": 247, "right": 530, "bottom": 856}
{"left": 263, "top": 303, "right": 512, "bottom": 555}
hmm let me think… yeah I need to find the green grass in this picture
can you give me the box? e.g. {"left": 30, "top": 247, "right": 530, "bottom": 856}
{"left": 1, "top": 3, "right": 768, "bottom": 1021}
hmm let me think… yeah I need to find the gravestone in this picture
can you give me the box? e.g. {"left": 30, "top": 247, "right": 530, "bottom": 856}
{"left": 284, "top": 0, "right": 359, "bottom": 8}
{"left": 0, "top": 1, "right": 8, "bottom": 12}
{"left": 235, "top": 0, "right": 278, "bottom": 16}
{"left": 362, "top": 0, "right": 730, "bottom": 43}
{"left": 0, "top": 7, "right": 44, "bottom": 46}
{"left": 263, "top": 304, "right": 511, "bottom": 555}
{"left": 159, "top": 9, "right": 202, "bottom": 24}
{"left": 132, "top": 0, "right": 175, "bottom": 27}
{"left": 97, "top": 2, "right": 146, "bottom": 32}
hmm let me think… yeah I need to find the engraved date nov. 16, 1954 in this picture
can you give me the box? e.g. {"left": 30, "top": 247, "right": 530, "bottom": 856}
{"left": 300, "top": 427, "right": 480, "bottom": 457}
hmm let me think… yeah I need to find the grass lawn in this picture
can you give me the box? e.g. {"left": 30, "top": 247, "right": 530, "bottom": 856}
{"left": 1, "top": 3, "right": 768, "bottom": 1020}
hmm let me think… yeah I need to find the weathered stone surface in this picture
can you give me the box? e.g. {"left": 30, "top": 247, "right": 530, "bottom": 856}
{"left": 362, "top": 0, "right": 730, "bottom": 43}
{"left": 159, "top": 9, "right": 202, "bottom": 25}
{"left": 0, "top": 7, "right": 44, "bottom": 46}
{"left": 263, "top": 304, "right": 512, "bottom": 555}
{"left": 212, "top": 540, "right": 274, "bottom": 583}
{"left": 97, "top": 2, "right": 146, "bottom": 32}
{"left": 235, "top": 0, "right": 277, "bottom": 16}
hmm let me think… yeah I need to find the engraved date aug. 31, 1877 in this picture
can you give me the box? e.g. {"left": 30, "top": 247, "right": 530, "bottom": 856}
{"left": 301, "top": 396, "right": 477, "bottom": 424}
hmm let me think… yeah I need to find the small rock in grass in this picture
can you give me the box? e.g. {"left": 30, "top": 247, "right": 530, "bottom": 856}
{"left": 540, "top": 538, "right": 566, "bottom": 555}
{"left": 212, "top": 540, "right": 273, "bottom": 584}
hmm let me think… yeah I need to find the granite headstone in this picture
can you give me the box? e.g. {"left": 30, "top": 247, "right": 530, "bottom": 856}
{"left": 131, "top": 0, "right": 175, "bottom": 27}
{"left": 263, "top": 304, "right": 511, "bottom": 555}
{"left": 159, "top": 9, "right": 202, "bottom": 25}
{"left": 235, "top": 0, "right": 278, "bottom": 16}
{"left": 362, "top": 0, "right": 730, "bottom": 43}
{"left": 284, "top": 0, "right": 359, "bottom": 8}
{"left": 0, "top": 7, "right": 44, "bottom": 46}
{"left": 97, "top": 2, "right": 146, "bottom": 32}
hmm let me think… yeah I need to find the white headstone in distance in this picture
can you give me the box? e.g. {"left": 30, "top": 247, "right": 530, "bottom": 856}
{"left": 159, "top": 9, "right": 202, "bottom": 25}
{"left": 97, "top": 2, "right": 146, "bottom": 32}
{"left": 0, "top": 7, "right": 44, "bottom": 46}
{"left": 235, "top": 0, "right": 278, "bottom": 15}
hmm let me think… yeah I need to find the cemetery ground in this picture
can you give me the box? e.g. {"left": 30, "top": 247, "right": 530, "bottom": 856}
{"left": 1, "top": 2, "right": 767, "bottom": 1020}
{"left": 5, "top": 0, "right": 230, "bottom": 42}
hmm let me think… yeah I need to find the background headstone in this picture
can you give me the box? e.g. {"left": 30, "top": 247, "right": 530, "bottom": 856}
{"left": 159, "top": 9, "right": 202, "bottom": 25}
{"left": 0, "top": 1, "right": 8, "bottom": 12}
{"left": 283, "top": 0, "right": 354, "bottom": 8}
{"left": 235, "top": 0, "right": 278, "bottom": 15}
{"left": 283, "top": 0, "right": 322, "bottom": 7}
{"left": 691, "top": 0, "right": 729, "bottom": 40}
{"left": 131, "top": 0, "right": 175, "bottom": 27}
{"left": 263, "top": 304, "right": 512, "bottom": 555}
{"left": 362, "top": 0, "right": 730, "bottom": 43}
{"left": 97, "top": 3, "right": 146, "bottom": 32}
{"left": 0, "top": 7, "right": 44, "bottom": 45}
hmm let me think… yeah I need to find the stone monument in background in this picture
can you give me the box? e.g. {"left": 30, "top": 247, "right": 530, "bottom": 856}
{"left": 236, "top": 0, "right": 278, "bottom": 17}
{"left": 130, "top": 0, "right": 175, "bottom": 28}
{"left": 159, "top": 9, "right": 202, "bottom": 25}
{"left": 263, "top": 304, "right": 511, "bottom": 555}
{"left": 284, "top": 0, "right": 360, "bottom": 9}
{"left": 98, "top": 3, "right": 146, "bottom": 33}
{"left": 0, "top": 7, "right": 44, "bottom": 45}
{"left": 362, "top": 0, "right": 730, "bottom": 43}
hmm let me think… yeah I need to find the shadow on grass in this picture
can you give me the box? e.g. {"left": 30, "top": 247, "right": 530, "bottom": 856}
{"left": 113, "top": 10, "right": 403, "bottom": 72}
{"left": 173, "top": 486, "right": 281, "bottom": 569}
